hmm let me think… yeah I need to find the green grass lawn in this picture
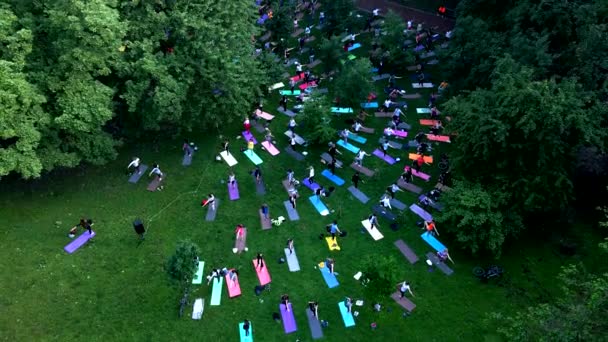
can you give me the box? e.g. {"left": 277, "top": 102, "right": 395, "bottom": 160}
{"left": 0, "top": 16, "right": 600, "bottom": 342}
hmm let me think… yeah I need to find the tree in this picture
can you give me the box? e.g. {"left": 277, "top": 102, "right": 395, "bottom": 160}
{"left": 361, "top": 254, "right": 400, "bottom": 303}
{"left": 265, "top": 1, "right": 294, "bottom": 45}
{"left": 322, "top": 0, "right": 358, "bottom": 37}
{"left": 436, "top": 181, "right": 523, "bottom": 256}
{"left": 258, "top": 51, "right": 286, "bottom": 89}
{"left": 298, "top": 94, "right": 336, "bottom": 145}
{"left": 379, "top": 11, "right": 414, "bottom": 74}
{"left": 167, "top": 240, "right": 201, "bottom": 286}
{"left": 317, "top": 36, "right": 342, "bottom": 74}
{"left": 332, "top": 59, "right": 374, "bottom": 110}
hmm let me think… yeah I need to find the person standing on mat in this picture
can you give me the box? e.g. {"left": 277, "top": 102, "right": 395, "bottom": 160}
{"left": 382, "top": 98, "right": 392, "bottom": 112}
{"left": 287, "top": 169, "right": 295, "bottom": 184}
{"left": 328, "top": 220, "right": 341, "bottom": 240}
{"left": 424, "top": 220, "right": 439, "bottom": 236}
{"left": 243, "top": 319, "right": 251, "bottom": 336}
{"left": 247, "top": 138, "right": 255, "bottom": 152}
{"left": 328, "top": 142, "right": 341, "bottom": 161}
{"left": 264, "top": 127, "right": 274, "bottom": 142}
{"left": 280, "top": 95, "right": 288, "bottom": 111}
{"left": 417, "top": 70, "right": 425, "bottom": 87}
{"left": 256, "top": 252, "right": 264, "bottom": 269}
{"left": 401, "top": 167, "right": 413, "bottom": 183}
{"left": 223, "top": 139, "right": 230, "bottom": 154}
{"left": 398, "top": 281, "right": 415, "bottom": 298}
{"left": 340, "top": 128, "right": 351, "bottom": 143}
{"left": 182, "top": 140, "right": 193, "bottom": 156}
{"left": 414, "top": 154, "right": 429, "bottom": 171}
{"left": 289, "top": 192, "right": 297, "bottom": 209}
{"left": 228, "top": 171, "right": 236, "bottom": 188}
{"left": 289, "top": 133, "right": 298, "bottom": 151}
{"left": 254, "top": 167, "right": 262, "bottom": 184}
{"left": 288, "top": 117, "right": 297, "bottom": 132}
{"left": 384, "top": 126, "right": 394, "bottom": 138}
{"left": 149, "top": 164, "right": 164, "bottom": 182}
{"left": 296, "top": 62, "right": 304, "bottom": 78}
{"left": 326, "top": 258, "right": 335, "bottom": 274}
{"left": 352, "top": 172, "right": 361, "bottom": 188}
{"left": 345, "top": 297, "right": 353, "bottom": 313}
{"left": 308, "top": 301, "right": 319, "bottom": 318}
{"left": 368, "top": 213, "right": 379, "bottom": 230}
{"left": 329, "top": 158, "right": 337, "bottom": 175}
{"left": 235, "top": 224, "right": 245, "bottom": 244}
{"left": 287, "top": 238, "right": 294, "bottom": 254}
{"left": 353, "top": 120, "right": 362, "bottom": 133}
{"left": 437, "top": 248, "right": 454, "bottom": 264}
{"left": 354, "top": 150, "right": 369, "bottom": 166}
{"left": 244, "top": 117, "right": 251, "bottom": 132}
{"left": 127, "top": 157, "right": 142, "bottom": 175}
{"left": 381, "top": 140, "right": 390, "bottom": 156}
{"left": 260, "top": 203, "right": 269, "bottom": 220}
{"left": 308, "top": 166, "right": 315, "bottom": 183}
{"left": 429, "top": 92, "right": 437, "bottom": 108}
{"left": 289, "top": 78, "right": 296, "bottom": 93}
{"left": 281, "top": 294, "right": 290, "bottom": 310}
{"left": 201, "top": 193, "right": 216, "bottom": 211}
{"left": 387, "top": 183, "right": 403, "bottom": 199}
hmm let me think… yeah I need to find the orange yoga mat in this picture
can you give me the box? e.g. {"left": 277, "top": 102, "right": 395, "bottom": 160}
{"left": 426, "top": 134, "right": 451, "bottom": 143}
{"left": 419, "top": 119, "right": 441, "bottom": 126}
{"left": 408, "top": 154, "right": 433, "bottom": 163}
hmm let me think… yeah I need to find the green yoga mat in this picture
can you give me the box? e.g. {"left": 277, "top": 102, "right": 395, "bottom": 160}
{"left": 192, "top": 261, "right": 205, "bottom": 285}
{"left": 348, "top": 54, "right": 357, "bottom": 60}
{"left": 210, "top": 277, "right": 223, "bottom": 306}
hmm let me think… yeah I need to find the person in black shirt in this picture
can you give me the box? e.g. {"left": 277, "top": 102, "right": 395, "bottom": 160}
{"left": 351, "top": 172, "right": 361, "bottom": 188}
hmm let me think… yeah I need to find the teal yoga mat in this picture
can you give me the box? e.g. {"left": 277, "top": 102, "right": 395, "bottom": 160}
{"left": 244, "top": 150, "right": 263, "bottom": 165}
{"left": 192, "top": 261, "right": 205, "bottom": 285}
{"left": 239, "top": 322, "right": 253, "bottom": 342}
{"left": 210, "top": 277, "right": 223, "bottom": 306}
{"left": 337, "top": 139, "right": 360, "bottom": 154}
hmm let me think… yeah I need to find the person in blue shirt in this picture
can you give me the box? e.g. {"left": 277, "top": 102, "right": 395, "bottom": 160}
{"left": 328, "top": 220, "right": 341, "bottom": 240}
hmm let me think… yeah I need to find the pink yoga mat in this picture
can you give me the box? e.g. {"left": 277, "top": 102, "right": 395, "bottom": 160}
{"left": 255, "top": 109, "right": 275, "bottom": 120}
{"left": 225, "top": 274, "right": 242, "bottom": 298}
{"left": 261, "top": 141, "right": 280, "bottom": 156}
{"left": 404, "top": 166, "right": 430, "bottom": 181}
{"left": 427, "top": 134, "right": 451, "bottom": 142}
{"left": 299, "top": 81, "right": 317, "bottom": 90}
{"left": 393, "top": 130, "right": 408, "bottom": 138}
{"left": 252, "top": 259, "right": 271, "bottom": 285}
{"left": 290, "top": 74, "right": 304, "bottom": 82}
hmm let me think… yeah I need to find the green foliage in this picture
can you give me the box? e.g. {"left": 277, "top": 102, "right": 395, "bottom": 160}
{"left": 379, "top": 11, "right": 415, "bottom": 74}
{"left": 361, "top": 254, "right": 400, "bottom": 302}
{"left": 167, "top": 240, "right": 201, "bottom": 286}
{"left": 299, "top": 94, "right": 336, "bottom": 145}
{"left": 332, "top": 59, "right": 374, "bottom": 110}
{"left": 265, "top": 1, "right": 294, "bottom": 44}
{"left": 317, "top": 36, "right": 343, "bottom": 74}
{"left": 258, "top": 51, "right": 286, "bottom": 88}
{"left": 437, "top": 181, "right": 523, "bottom": 256}
{"left": 322, "top": 0, "right": 357, "bottom": 35}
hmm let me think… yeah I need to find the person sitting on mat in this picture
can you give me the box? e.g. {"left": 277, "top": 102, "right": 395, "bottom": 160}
{"left": 235, "top": 224, "right": 245, "bottom": 243}
{"left": 289, "top": 192, "right": 297, "bottom": 209}
{"left": 228, "top": 172, "right": 236, "bottom": 187}
{"left": 437, "top": 248, "right": 454, "bottom": 264}
{"left": 398, "top": 281, "right": 415, "bottom": 298}
{"left": 243, "top": 319, "right": 251, "bottom": 336}
{"left": 326, "top": 258, "right": 335, "bottom": 274}
{"left": 315, "top": 186, "right": 325, "bottom": 198}
{"left": 353, "top": 120, "right": 362, "bottom": 132}
{"left": 127, "top": 157, "right": 142, "bottom": 175}
{"left": 69, "top": 218, "right": 93, "bottom": 237}
{"left": 387, "top": 183, "right": 403, "bottom": 199}
{"left": 417, "top": 142, "right": 431, "bottom": 154}
{"left": 228, "top": 269, "right": 238, "bottom": 287}
{"left": 260, "top": 203, "right": 270, "bottom": 219}
{"left": 345, "top": 297, "right": 353, "bottom": 313}
{"left": 207, "top": 268, "right": 220, "bottom": 285}
{"left": 287, "top": 238, "right": 294, "bottom": 254}
{"left": 201, "top": 193, "right": 216, "bottom": 211}
{"left": 368, "top": 213, "right": 379, "bottom": 230}
{"left": 352, "top": 172, "right": 361, "bottom": 188}
{"left": 149, "top": 164, "right": 164, "bottom": 181}
{"left": 412, "top": 154, "right": 429, "bottom": 172}
{"left": 380, "top": 194, "right": 392, "bottom": 209}
{"left": 308, "top": 301, "right": 319, "bottom": 318}
{"left": 254, "top": 167, "right": 262, "bottom": 184}
{"left": 328, "top": 221, "right": 341, "bottom": 240}
{"left": 430, "top": 106, "right": 441, "bottom": 119}
{"left": 401, "top": 167, "right": 413, "bottom": 183}
{"left": 256, "top": 252, "right": 264, "bottom": 269}
{"left": 281, "top": 294, "right": 290, "bottom": 310}
{"left": 415, "top": 131, "right": 426, "bottom": 144}
{"left": 424, "top": 220, "right": 439, "bottom": 236}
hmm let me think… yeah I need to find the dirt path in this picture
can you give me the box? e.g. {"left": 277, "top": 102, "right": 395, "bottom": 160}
{"left": 355, "top": 0, "right": 455, "bottom": 32}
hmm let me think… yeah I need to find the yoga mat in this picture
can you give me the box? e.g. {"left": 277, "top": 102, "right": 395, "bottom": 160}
{"left": 321, "top": 169, "right": 345, "bottom": 186}
{"left": 299, "top": 82, "right": 317, "bottom": 90}
{"left": 268, "top": 82, "right": 284, "bottom": 91}
{"left": 280, "top": 303, "right": 297, "bottom": 334}
{"left": 392, "top": 130, "right": 408, "bottom": 138}
{"left": 378, "top": 138, "right": 402, "bottom": 149}
{"left": 403, "top": 93, "right": 422, "bottom": 99}
{"left": 205, "top": 199, "right": 219, "bottom": 221}
{"left": 182, "top": 153, "right": 193, "bottom": 166}
{"left": 427, "top": 134, "right": 451, "bottom": 143}
{"left": 244, "top": 150, "right": 263, "bottom": 165}
{"left": 427, "top": 252, "right": 454, "bottom": 275}
{"left": 375, "top": 111, "right": 392, "bottom": 118}
{"left": 372, "top": 204, "right": 396, "bottom": 221}
{"left": 220, "top": 151, "right": 238, "bottom": 167}
{"left": 255, "top": 110, "right": 275, "bottom": 120}
{"left": 147, "top": 177, "right": 162, "bottom": 191}
{"left": 64, "top": 231, "right": 95, "bottom": 254}
{"left": 419, "top": 195, "right": 445, "bottom": 211}
{"left": 395, "top": 240, "right": 419, "bottom": 264}
{"left": 421, "top": 232, "right": 446, "bottom": 252}
{"left": 279, "top": 89, "right": 301, "bottom": 95}
{"left": 192, "top": 261, "right": 205, "bottom": 284}
{"left": 408, "top": 154, "right": 433, "bottom": 163}
{"left": 338, "top": 301, "right": 356, "bottom": 327}
{"left": 331, "top": 107, "right": 354, "bottom": 114}
{"left": 253, "top": 122, "right": 265, "bottom": 133}
{"left": 412, "top": 83, "right": 434, "bottom": 88}
{"left": 210, "top": 277, "right": 223, "bottom": 306}
{"left": 291, "top": 28, "right": 304, "bottom": 37}
{"left": 348, "top": 54, "right": 357, "bottom": 60}
{"left": 347, "top": 43, "right": 361, "bottom": 51}
{"left": 372, "top": 149, "right": 396, "bottom": 165}
{"left": 306, "top": 308, "right": 324, "bottom": 339}
{"left": 309, "top": 195, "right": 330, "bottom": 216}
{"left": 308, "top": 60, "right": 321, "bottom": 68}
{"left": 361, "top": 219, "right": 384, "bottom": 241}
{"left": 228, "top": 181, "right": 240, "bottom": 200}
{"left": 128, "top": 164, "right": 148, "bottom": 183}
{"left": 325, "top": 236, "right": 340, "bottom": 251}
{"left": 421, "top": 51, "right": 436, "bottom": 59}
{"left": 192, "top": 298, "right": 204, "bottom": 320}
{"left": 397, "top": 122, "right": 411, "bottom": 130}
{"left": 320, "top": 266, "right": 339, "bottom": 288}
{"left": 347, "top": 186, "right": 369, "bottom": 204}
{"left": 283, "top": 131, "right": 306, "bottom": 145}
{"left": 390, "top": 198, "right": 407, "bottom": 211}
{"left": 347, "top": 133, "right": 367, "bottom": 144}
{"left": 235, "top": 228, "right": 247, "bottom": 252}
{"left": 242, "top": 131, "right": 257, "bottom": 144}
{"left": 302, "top": 178, "right": 321, "bottom": 191}
{"left": 239, "top": 322, "right": 253, "bottom": 342}
{"left": 416, "top": 108, "right": 432, "bottom": 114}
{"left": 358, "top": 126, "right": 375, "bottom": 134}
{"left": 285, "top": 147, "right": 305, "bottom": 161}
{"left": 350, "top": 163, "right": 374, "bottom": 177}
{"left": 360, "top": 102, "right": 378, "bottom": 109}
{"left": 259, "top": 209, "right": 272, "bottom": 230}
{"left": 398, "top": 179, "right": 422, "bottom": 194}
{"left": 283, "top": 201, "right": 300, "bottom": 221}
{"left": 420, "top": 119, "right": 441, "bottom": 126}
{"left": 290, "top": 74, "right": 304, "bottom": 82}
{"left": 252, "top": 259, "right": 271, "bottom": 285}
{"left": 337, "top": 139, "right": 360, "bottom": 154}
{"left": 410, "top": 168, "right": 431, "bottom": 181}
{"left": 391, "top": 290, "right": 416, "bottom": 312}
{"left": 284, "top": 248, "right": 301, "bottom": 272}
{"left": 277, "top": 107, "right": 296, "bottom": 117}
{"left": 261, "top": 141, "right": 280, "bottom": 156}
{"left": 372, "top": 74, "right": 390, "bottom": 81}
{"left": 320, "top": 153, "right": 343, "bottom": 168}
{"left": 410, "top": 204, "right": 433, "bottom": 221}
{"left": 225, "top": 274, "right": 242, "bottom": 298}
{"left": 253, "top": 176, "right": 266, "bottom": 196}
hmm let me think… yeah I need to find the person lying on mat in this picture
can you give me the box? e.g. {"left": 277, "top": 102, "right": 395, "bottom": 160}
{"left": 420, "top": 195, "right": 436, "bottom": 209}
{"left": 287, "top": 239, "right": 294, "bottom": 254}
{"left": 149, "top": 164, "right": 164, "bottom": 181}
{"left": 281, "top": 294, "right": 290, "bottom": 310}
{"left": 256, "top": 253, "right": 264, "bottom": 269}
{"left": 127, "top": 157, "right": 142, "bottom": 175}
{"left": 243, "top": 319, "right": 251, "bottom": 336}
{"left": 437, "top": 249, "right": 454, "bottom": 264}
{"left": 228, "top": 172, "right": 236, "bottom": 187}
{"left": 401, "top": 167, "right": 413, "bottom": 183}
{"left": 260, "top": 203, "right": 270, "bottom": 219}
{"left": 380, "top": 194, "right": 392, "bottom": 209}
{"left": 235, "top": 224, "right": 245, "bottom": 242}
{"left": 368, "top": 213, "right": 379, "bottom": 229}
{"left": 228, "top": 269, "right": 239, "bottom": 287}
{"left": 387, "top": 183, "right": 403, "bottom": 198}
{"left": 345, "top": 297, "right": 353, "bottom": 313}
{"left": 424, "top": 220, "right": 439, "bottom": 236}
{"left": 68, "top": 218, "right": 93, "bottom": 237}
{"left": 254, "top": 167, "right": 262, "bottom": 184}
{"left": 398, "top": 281, "right": 415, "bottom": 298}
{"left": 201, "top": 193, "right": 216, "bottom": 211}
{"left": 326, "top": 258, "right": 335, "bottom": 274}
{"left": 308, "top": 301, "right": 319, "bottom": 318}
{"left": 327, "top": 221, "right": 341, "bottom": 240}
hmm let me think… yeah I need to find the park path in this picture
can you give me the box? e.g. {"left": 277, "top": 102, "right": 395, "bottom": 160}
{"left": 355, "top": 0, "right": 455, "bottom": 32}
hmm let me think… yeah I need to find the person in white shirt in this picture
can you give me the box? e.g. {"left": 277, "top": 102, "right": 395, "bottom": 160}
{"left": 384, "top": 127, "right": 394, "bottom": 137}
{"left": 149, "top": 164, "right": 163, "bottom": 181}
{"left": 373, "top": 8, "right": 380, "bottom": 17}
{"left": 380, "top": 194, "right": 392, "bottom": 209}
{"left": 308, "top": 166, "right": 315, "bottom": 183}
{"left": 353, "top": 121, "right": 362, "bottom": 132}
{"left": 398, "top": 281, "right": 415, "bottom": 298}
{"left": 296, "top": 63, "right": 303, "bottom": 78}
{"left": 305, "top": 26, "right": 311, "bottom": 38}
{"left": 127, "top": 157, "right": 142, "bottom": 175}
{"left": 354, "top": 150, "right": 369, "bottom": 166}
{"left": 288, "top": 118, "right": 297, "bottom": 132}
{"left": 228, "top": 172, "right": 236, "bottom": 188}
{"left": 386, "top": 183, "right": 403, "bottom": 198}
{"left": 286, "top": 169, "right": 295, "bottom": 184}
{"left": 393, "top": 107, "right": 403, "bottom": 117}
{"left": 407, "top": 20, "right": 413, "bottom": 30}
{"left": 201, "top": 193, "right": 216, "bottom": 211}
{"left": 382, "top": 99, "right": 392, "bottom": 112}
{"left": 340, "top": 128, "right": 351, "bottom": 143}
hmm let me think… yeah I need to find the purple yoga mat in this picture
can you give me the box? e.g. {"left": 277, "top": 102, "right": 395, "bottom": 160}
{"left": 410, "top": 204, "right": 433, "bottom": 221}
{"left": 64, "top": 231, "right": 96, "bottom": 254}
{"left": 303, "top": 178, "right": 321, "bottom": 191}
{"left": 280, "top": 303, "right": 298, "bottom": 334}
{"left": 228, "top": 181, "right": 240, "bottom": 200}
{"left": 372, "top": 149, "right": 396, "bottom": 165}
{"left": 242, "top": 131, "right": 257, "bottom": 144}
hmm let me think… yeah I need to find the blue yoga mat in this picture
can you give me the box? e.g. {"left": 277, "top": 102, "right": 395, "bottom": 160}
{"left": 239, "top": 322, "right": 253, "bottom": 342}
{"left": 347, "top": 133, "right": 367, "bottom": 144}
{"left": 416, "top": 107, "right": 432, "bottom": 114}
{"left": 421, "top": 232, "right": 447, "bottom": 252}
{"left": 321, "top": 169, "right": 345, "bottom": 186}
{"left": 348, "top": 43, "right": 361, "bottom": 51}
{"left": 338, "top": 301, "right": 356, "bottom": 327}
{"left": 331, "top": 107, "right": 353, "bottom": 114}
{"left": 320, "top": 266, "right": 339, "bottom": 288}
{"left": 308, "top": 195, "right": 329, "bottom": 216}
{"left": 371, "top": 68, "right": 379, "bottom": 73}
{"left": 337, "top": 139, "right": 360, "bottom": 154}
{"left": 244, "top": 150, "right": 263, "bottom": 165}
{"left": 360, "top": 102, "right": 378, "bottom": 109}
